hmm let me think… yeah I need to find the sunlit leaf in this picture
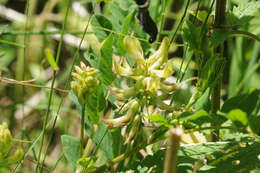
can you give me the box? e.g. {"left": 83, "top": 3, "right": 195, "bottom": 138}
{"left": 226, "top": 109, "right": 248, "bottom": 126}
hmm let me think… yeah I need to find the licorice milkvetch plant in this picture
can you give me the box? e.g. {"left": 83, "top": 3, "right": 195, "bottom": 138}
{"left": 70, "top": 62, "right": 99, "bottom": 157}
{"left": 103, "top": 36, "right": 181, "bottom": 144}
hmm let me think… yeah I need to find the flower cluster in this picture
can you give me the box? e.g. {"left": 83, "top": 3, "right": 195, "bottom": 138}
{"left": 104, "top": 36, "right": 180, "bottom": 144}
{"left": 0, "top": 122, "right": 24, "bottom": 167}
{"left": 111, "top": 36, "right": 179, "bottom": 110}
{"left": 71, "top": 62, "right": 99, "bottom": 105}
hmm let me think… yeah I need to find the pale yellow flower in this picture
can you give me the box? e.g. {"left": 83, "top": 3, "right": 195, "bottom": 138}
{"left": 111, "top": 36, "right": 178, "bottom": 99}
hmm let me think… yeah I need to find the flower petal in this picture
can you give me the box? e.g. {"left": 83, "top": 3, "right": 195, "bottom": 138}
{"left": 109, "top": 86, "right": 135, "bottom": 100}
{"left": 148, "top": 37, "right": 169, "bottom": 70}
{"left": 113, "top": 56, "right": 133, "bottom": 76}
{"left": 123, "top": 36, "right": 145, "bottom": 65}
{"left": 149, "top": 59, "right": 175, "bottom": 78}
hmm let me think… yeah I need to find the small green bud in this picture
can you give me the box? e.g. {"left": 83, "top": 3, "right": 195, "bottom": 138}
{"left": 0, "top": 122, "right": 12, "bottom": 159}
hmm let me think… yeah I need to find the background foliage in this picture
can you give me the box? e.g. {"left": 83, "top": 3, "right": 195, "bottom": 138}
{"left": 0, "top": 0, "right": 260, "bottom": 172}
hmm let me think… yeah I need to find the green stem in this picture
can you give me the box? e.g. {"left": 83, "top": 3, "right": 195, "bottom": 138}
{"left": 211, "top": 0, "right": 227, "bottom": 141}
{"left": 2, "top": 30, "right": 92, "bottom": 36}
{"left": 80, "top": 104, "right": 86, "bottom": 157}
{"left": 35, "top": 0, "right": 70, "bottom": 172}
{"left": 35, "top": 72, "right": 57, "bottom": 173}
{"left": 169, "top": 0, "right": 191, "bottom": 45}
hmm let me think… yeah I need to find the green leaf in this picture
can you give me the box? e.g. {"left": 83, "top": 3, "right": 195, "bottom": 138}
{"left": 181, "top": 110, "right": 209, "bottom": 125}
{"left": 86, "top": 85, "right": 106, "bottom": 124}
{"left": 207, "top": 141, "right": 260, "bottom": 172}
{"left": 0, "top": 46, "right": 15, "bottom": 73}
{"left": 182, "top": 21, "right": 201, "bottom": 51}
{"left": 106, "top": 2, "right": 129, "bottom": 31}
{"left": 44, "top": 48, "right": 59, "bottom": 70}
{"left": 145, "top": 114, "right": 170, "bottom": 127}
{"left": 209, "top": 29, "right": 231, "bottom": 48}
{"left": 117, "top": 10, "right": 136, "bottom": 55}
{"left": 233, "top": 1, "right": 260, "bottom": 19}
{"left": 178, "top": 110, "right": 215, "bottom": 128}
{"left": 200, "top": 55, "right": 226, "bottom": 91}
{"left": 61, "top": 135, "right": 80, "bottom": 170}
{"left": 137, "top": 136, "right": 260, "bottom": 172}
{"left": 226, "top": 1, "right": 260, "bottom": 26}
{"left": 91, "top": 14, "right": 113, "bottom": 42}
{"left": 93, "top": 122, "right": 114, "bottom": 160}
{"left": 221, "top": 89, "right": 260, "bottom": 133}
{"left": 248, "top": 115, "right": 260, "bottom": 135}
{"left": 221, "top": 89, "right": 260, "bottom": 116}
{"left": 226, "top": 12, "right": 253, "bottom": 26}
{"left": 111, "top": 128, "right": 123, "bottom": 156}
{"left": 98, "top": 34, "right": 114, "bottom": 85}
{"left": 194, "top": 88, "right": 211, "bottom": 111}
{"left": 68, "top": 91, "right": 82, "bottom": 113}
{"left": 84, "top": 49, "right": 99, "bottom": 69}
{"left": 226, "top": 109, "right": 248, "bottom": 126}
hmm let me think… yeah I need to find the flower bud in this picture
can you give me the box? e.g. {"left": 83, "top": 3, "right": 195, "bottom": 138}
{"left": 74, "top": 66, "right": 84, "bottom": 75}
{"left": 0, "top": 122, "right": 12, "bottom": 159}
{"left": 103, "top": 99, "right": 139, "bottom": 128}
{"left": 80, "top": 61, "right": 87, "bottom": 71}
{"left": 71, "top": 62, "right": 99, "bottom": 105}
{"left": 124, "top": 115, "right": 141, "bottom": 144}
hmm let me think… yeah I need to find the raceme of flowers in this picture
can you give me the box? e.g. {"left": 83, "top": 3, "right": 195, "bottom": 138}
{"left": 71, "top": 62, "right": 99, "bottom": 105}
{"left": 104, "top": 36, "right": 180, "bottom": 133}
{"left": 110, "top": 36, "right": 179, "bottom": 110}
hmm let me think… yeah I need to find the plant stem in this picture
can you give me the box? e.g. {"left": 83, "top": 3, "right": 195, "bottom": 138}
{"left": 169, "top": 0, "right": 191, "bottom": 45}
{"left": 211, "top": 0, "right": 227, "bottom": 141}
{"left": 80, "top": 104, "right": 86, "bottom": 157}
{"left": 214, "top": 0, "right": 226, "bottom": 27}
{"left": 163, "top": 128, "right": 183, "bottom": 173}
{"left": 2, "top": 30, "right": 91, "bottom": 35}
{"left": 35, "top": 1, "right": 70, "bottom": 172}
